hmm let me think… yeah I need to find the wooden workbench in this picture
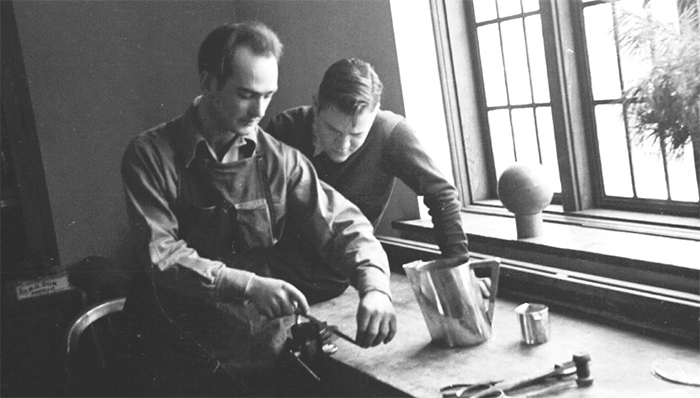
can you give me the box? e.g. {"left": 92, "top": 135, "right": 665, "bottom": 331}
{"left": 310, "top": 273, "right": 699, "bottom": 398}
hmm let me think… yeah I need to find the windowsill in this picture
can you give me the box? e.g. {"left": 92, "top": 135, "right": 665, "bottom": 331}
{"left": 386, "top": 206, "right": 700, "bottom": 345}
{"left": 396, "top": 204, "right": 700, "bottom": 272}
{"left": 474, "top": 199, "right": 700, "bottom": 240}
{"left": 392, "top": 205, "right": 700, "bottom": 297}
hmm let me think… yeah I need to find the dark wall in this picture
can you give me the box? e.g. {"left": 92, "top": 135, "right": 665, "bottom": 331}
{"left": 13, "top": 0, "right": 412, "bottom": 270}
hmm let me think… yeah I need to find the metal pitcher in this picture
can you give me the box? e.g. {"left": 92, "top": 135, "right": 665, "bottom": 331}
{"left": 403, "top": 257, "right": 501, "bottom": 347}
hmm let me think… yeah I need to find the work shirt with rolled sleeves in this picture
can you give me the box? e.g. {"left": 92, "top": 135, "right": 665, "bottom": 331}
{"left": 120, "top": 97, "right": 391, "bottom": 369}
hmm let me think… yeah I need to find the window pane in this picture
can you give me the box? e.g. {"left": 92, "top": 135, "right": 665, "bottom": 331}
{"left": 489, "top": 109, "right": 515, "bottom": 179}
{"left": 511, "top": 108, "right": 539, "bottom": 164}
{"left": 667, "top": 144, "right": 700, "bottom": 202}
{"left": 595, "top": 104, "right": 633, "bottom": 197}
{"left": 522, "top": 0, "right": 539, "bottom": 13}
{"left": 630, "top": 0, "right": 679, "bottom": 24}
{"left": 497, "top": 0, "right": 521, "bottom": 18}
{"left": 525, "top": 15, "right": 549, "bottom": 103}
{"left": 584, "top": 3, "right": 622, "bottom": 100}
{"left": 630, "top": 138, "right": 668, "bottom": 200}
{"left": 478, "top": 25, "right": 508, "bottom": 107}
{"left": 616, "top": 0, "right": 652, "bottom": 90}
{"left": 617, "top": 36, "right": 651, "bottom": 92}
{"left": 501, "top": 18, "right": 532, "bottom": 105}
{"left": 473, "top": 0, "right": 497, "bottom": 23}
{"left": 536, "top": 107, "right": 561, "bottom": 192}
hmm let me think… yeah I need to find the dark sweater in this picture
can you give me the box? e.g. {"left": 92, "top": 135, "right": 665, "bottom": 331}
{"left": 266, "top": 106, "right": 468, "bottom": 257}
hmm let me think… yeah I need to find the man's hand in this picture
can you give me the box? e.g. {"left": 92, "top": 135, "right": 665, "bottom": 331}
{"left": 479, "top": 277, "right": 492, "bottom": 298}
{"left": 245, "top": 275, "right": 310, "bottom": 319}
{"left": 356, "top": 290, "right": 397, "bottom": 348}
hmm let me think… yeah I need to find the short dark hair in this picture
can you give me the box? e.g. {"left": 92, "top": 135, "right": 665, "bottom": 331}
{"left": 198, "top": 21, "right": 283, "bottom": 89}
{"left": 317, "top": 58, "right": 383, "bottom": 116}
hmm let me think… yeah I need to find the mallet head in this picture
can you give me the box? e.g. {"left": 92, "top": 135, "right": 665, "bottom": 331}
{"left": 573, "top": 352, "right": 593, "bottom": 387}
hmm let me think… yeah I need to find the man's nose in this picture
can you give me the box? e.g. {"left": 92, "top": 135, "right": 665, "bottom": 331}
{"left": 249, "top": 98, "right": 267, "bottom": 118}
{"left": 335, "top": 134, "right": 351, "bottom": 150}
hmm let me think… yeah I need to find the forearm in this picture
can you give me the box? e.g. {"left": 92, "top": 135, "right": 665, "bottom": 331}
{"left": 387, "top": 122, "right": 469, "bottom": 258}
{"left": 424, "top": 191, "right": 469, "bottom": 258}
{"left": 125, "top": 189, "right": 255, "bottom": 303}
{"left": 335, "top": 230, "right": 392, "bottom": 299}
{"left": 315, "top": 184, "right": 392, "bottom": 298}
{"left": 288, "top": 158, "right": 392, "bottom": 300}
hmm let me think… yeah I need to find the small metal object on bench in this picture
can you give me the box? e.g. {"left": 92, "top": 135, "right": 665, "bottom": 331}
{"left": 286, "top": 320, "right": 324, "bottom": 382}
{"left": 651, "top": 357, "right": 700, "bottom": 386}
{"left": 444, "top": 352, "right": 592, "bottom": 398}
{"left": 286, "top": 313, "right": 357, "bottom": 382}
{"left": 302, "top": 313, "right": 359, "bottom": 346}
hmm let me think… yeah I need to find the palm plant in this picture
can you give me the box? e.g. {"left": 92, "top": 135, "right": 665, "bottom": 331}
{"left": 617, "top": 4, "right": 700, "bottom": 190}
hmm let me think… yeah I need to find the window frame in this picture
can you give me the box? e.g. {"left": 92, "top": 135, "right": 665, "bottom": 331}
{"left": 574, "top": 0, "right": 700, "bottom": 217}
{"left": 431, "top": 0, "right": 700, "bottom": 219}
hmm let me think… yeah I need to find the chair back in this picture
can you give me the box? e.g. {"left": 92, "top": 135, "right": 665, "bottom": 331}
{"left": 64, "top": 297, "right": 131, "bottom": 396}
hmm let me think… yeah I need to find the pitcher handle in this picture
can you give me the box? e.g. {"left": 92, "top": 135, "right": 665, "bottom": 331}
{"left": 469, "top": 258, "right": 501, "bottom": 323}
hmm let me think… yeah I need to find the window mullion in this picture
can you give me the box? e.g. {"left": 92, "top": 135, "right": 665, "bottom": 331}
{"left": 430, "top": 0, "right": 496, "bottom": 204}
{"left": 492, "top": 4, "right": 519, "bottom": 163}
{"left": 428, "top": 0, "right": 470, "bottom": 204}
{"left": 540, "top": 0, "right": 595, "bottom": 212}
{"left": 610, "top": 4, "right": 641, "bottom": 200}
{"left": 517, "top": 9, "right": 544, "bottom": 165}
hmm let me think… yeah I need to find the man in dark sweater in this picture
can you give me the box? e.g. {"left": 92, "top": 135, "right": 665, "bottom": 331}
{"left": 265, "top": 58, "right": 469, "bottom": 301}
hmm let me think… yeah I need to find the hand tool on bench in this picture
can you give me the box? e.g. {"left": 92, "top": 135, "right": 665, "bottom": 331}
{"left": 451, "top": 352, "right": 592, "bottom": 398}
{"left": 301, "top": 313, "right": 359, "bottom": 346}
{"left": 440, "top": 380, "right": 504, "bottom": 398}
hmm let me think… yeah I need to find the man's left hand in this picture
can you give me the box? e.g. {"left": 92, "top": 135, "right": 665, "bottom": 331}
{"left": 355, "top": 290, "right": 397, "bottom": 348}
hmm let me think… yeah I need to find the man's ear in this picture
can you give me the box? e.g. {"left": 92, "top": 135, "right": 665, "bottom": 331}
{"left": 200, "top": 71, "right": 216, "bottom": 93}
{"left": 312, "top": 95, "right": 319, "bottom": 113}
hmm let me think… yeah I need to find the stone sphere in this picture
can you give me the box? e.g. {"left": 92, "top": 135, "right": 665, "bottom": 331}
{"left": 497, "top": 162, "right": 553, "bottom": 215}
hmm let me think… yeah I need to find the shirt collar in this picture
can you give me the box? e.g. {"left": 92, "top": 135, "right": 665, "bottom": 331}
{"left": 178, "top": 96, "right": 258, "bottom": 167}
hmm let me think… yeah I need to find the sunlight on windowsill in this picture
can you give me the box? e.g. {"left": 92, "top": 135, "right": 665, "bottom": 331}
{"left": 394, "top": 205, "right": 700, "bottom": 272}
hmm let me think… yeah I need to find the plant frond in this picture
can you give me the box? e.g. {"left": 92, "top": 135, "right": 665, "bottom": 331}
{"left": 617, "top": 1, "right": 700, "bottom": 157}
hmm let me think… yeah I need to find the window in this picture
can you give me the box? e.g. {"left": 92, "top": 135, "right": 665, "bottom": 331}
{"left": 436, "top": 0, "right": 699, "bottom": 218}
{"left": 391, "top": 0, "right": 700, "bottom": 344}
{"left": 473, "top": 0, "right": 562, "bottom": 193}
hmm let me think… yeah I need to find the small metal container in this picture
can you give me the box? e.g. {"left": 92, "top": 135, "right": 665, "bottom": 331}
{"left": 515, "top": 303, "right": 550, "bottom": 345}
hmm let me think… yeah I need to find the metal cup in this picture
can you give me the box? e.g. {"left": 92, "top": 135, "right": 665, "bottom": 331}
{"left": 515, "top": 303, "right": 550, "bottom": 345}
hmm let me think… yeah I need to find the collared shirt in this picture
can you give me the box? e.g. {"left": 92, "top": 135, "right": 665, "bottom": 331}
{"left": 194, "top": 137, "right": 255, "bottom": 164}
{"left": 121, "top": 98, "right": 392, "bottom": 305}
{"left": 195, "top": 137, "right": 251, "bottom": 163}
{"left": 182, "top": 96, "right": 256, "bottom": 165}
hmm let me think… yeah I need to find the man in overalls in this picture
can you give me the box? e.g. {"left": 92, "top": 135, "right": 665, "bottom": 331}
{"left": 121, "top": 22, "right": 396, "bottom": 396}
